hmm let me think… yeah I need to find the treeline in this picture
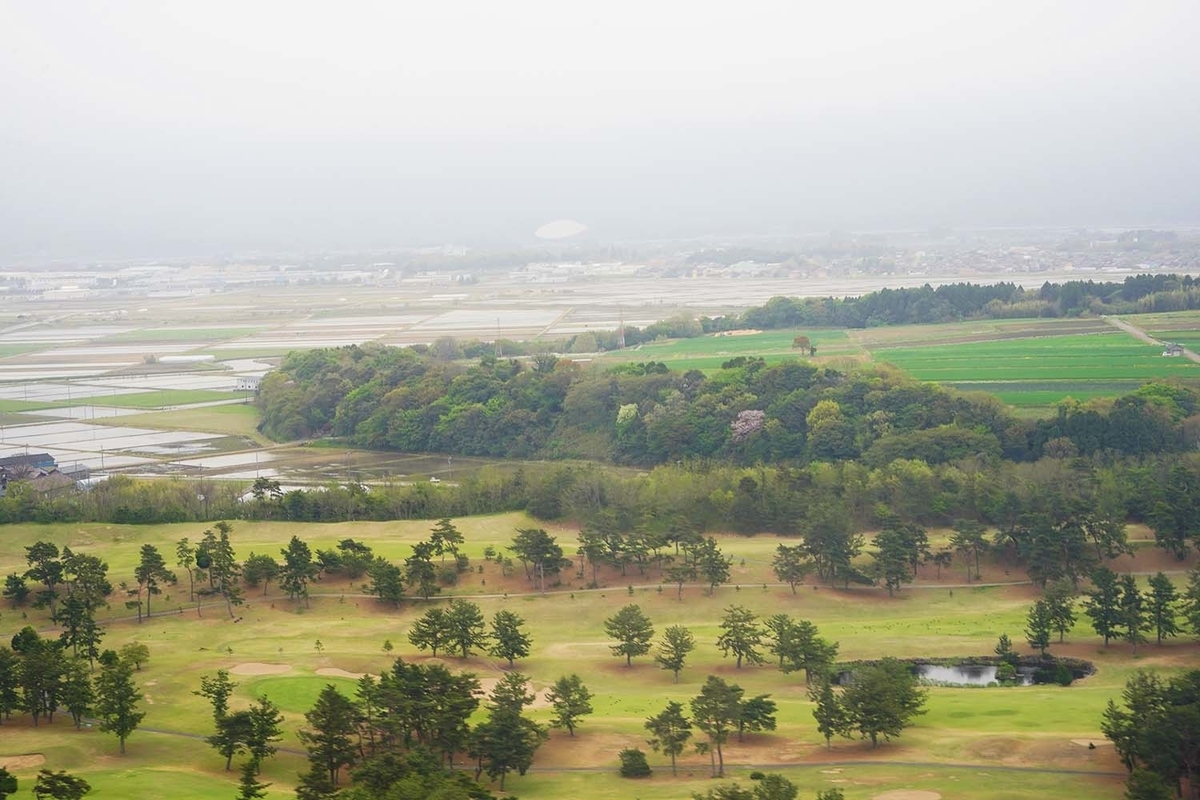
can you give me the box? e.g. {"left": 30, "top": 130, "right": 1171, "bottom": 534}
{"left": 375, "top": 274, "right": 1200, "bottom": 358}
{"left": 257, "top": 342, "right": 1200, "bottom": 467}
{"left": 7, "top": 451, "right": 1200, "bottom": 572}
{"left": 719, "top": 273, "right": 1200, "bottom": 329}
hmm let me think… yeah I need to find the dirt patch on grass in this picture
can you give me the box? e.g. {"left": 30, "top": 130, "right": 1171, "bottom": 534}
{"left": 1071, "top": 738, "right": 1112, "bottom": 747}
{"left": 230, "top": 662, "right": 291, "bottom": 676}
{"left": 0, "top": 753, "right": 45, "bottom": 770}
{"left": 316, "top": 668, "right": 366, "bottom": 679}
{"left": 872, "top": 792, "right": 941, "bottom": 800}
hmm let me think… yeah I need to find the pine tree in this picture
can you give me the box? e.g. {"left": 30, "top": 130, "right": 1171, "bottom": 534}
{"left": 94, "top": 660, "right": 144, "bottom": 754}
{"left": 1084, "top": 567, "right": 1123, "bottom": 646}
{"left": 654, "top": 625, "right": 695, "bottom": 682}
{"left": 644, "top": 701, "right": 692, "bottom": 775}
{"left": 546, "top": 674, "right": 593, "bottom": 736}
{"left": 604, "top": 604, "right": 655, "bottom": 666}
{"left": 487, "top": 610, "right": 532, "bottom": 667}
{"left": 810, "top": 678, "right": 847, "bottom": 749}
{"left": 1146, "top": 572, "right": 1181, "bottom": 645}
{"left": 1025, "top": 599, "right": 1053, "bottom": 655}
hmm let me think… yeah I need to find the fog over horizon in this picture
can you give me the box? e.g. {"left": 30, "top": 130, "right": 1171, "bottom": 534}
{"left": 3, "top": 1, "right": 1199, "bottom": 260}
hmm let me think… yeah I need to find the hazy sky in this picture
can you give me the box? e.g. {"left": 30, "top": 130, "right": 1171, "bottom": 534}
{"left": 3, "top": 1, "right": 1199, "bottom": 258}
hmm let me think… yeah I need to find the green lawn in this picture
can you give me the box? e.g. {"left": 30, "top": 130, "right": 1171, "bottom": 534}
{"left": 0, "top": 515, "right": 1190, "bottom": 798}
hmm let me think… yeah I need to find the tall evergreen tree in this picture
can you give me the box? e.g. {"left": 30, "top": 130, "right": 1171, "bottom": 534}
{"left": 298, "top": 685, "right": 360, "bottom": 788}
{"left": 809, "top": 678, "right": 847, "bottom": 749}
{"left": 690, "top": 675, "right": 743, "bottom": 777}
{"left": 716, "top": 605, "right": 765, "bottom": 668}
{"left": 1025, "top": 599, "right": 1053, "bottom": 655}
{"left": 1084, "top": 566, "right": 1123, "bottom": 646}
{"left": 655, "top": 625, "right": 695, "bottom": 682}
{"left": 133, "top": 544, "right": 175, "bottom": 620}
{"left": 280, "top": 535, "right": 317, "bottom": 607}
{"left": 94, "top": 660, "right": 144, "bottom": 754}
{"left": 1043, "top": 579, "right": 1078, "bottom": 643}
{"left": 604, "top": 604, "right": 655, "bottom": 666}
{"left": 644, "top": 701, "right": 692, "bottom": 776}
{"left": 1146, "top": 572, "right": 1181, "bottom": 645}
{"left": 487, "top": 610, "right": 532, "bottom": 667}
{"left": 545, "top": 674, "right": 593, "bottom": 736}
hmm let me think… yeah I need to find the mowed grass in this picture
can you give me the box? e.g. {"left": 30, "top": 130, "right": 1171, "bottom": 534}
{"left": 73, "top": 389, "right": 253, "bottom": 409}
{"left": 1, "top": 514, "right": 1191, "bottom": 798}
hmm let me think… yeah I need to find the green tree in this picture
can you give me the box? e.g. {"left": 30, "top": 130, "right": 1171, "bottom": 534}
{"left": 366, "top": 557, "right": 404, "bottom": 607}
{"left": 751, "top": 773, "right": 798, "bottom": 800}
{"left": 508, "top": 528, "right": 565, "bottom": 592}
{"left": 0, "top": 767, "right": 15, "bottom": 799}
{"left": 841, "top": 658, "right": 927, "bottom": 748}
{"left": 429, "top": 518, "right": 465, "bottom": 562}
{"left": 869, "top": 526, "right": 913, "bottom": 595}
{"left": 1184, "top": 566, "right": 1200, "bottom": 637}
{"left": 716, "top": 605, "right": 765, "bottom": 668}
{"left": 487, "top": 610, "right": 531, "bottom": 667}
{"left": 405, "top": 541, "right": 439, "bottom": 600}
{"left": 1043, "top": 579, "right": 1078, "bottom": 643}
{"left": 663, "top": 560, "right": 697, "bottom": 600}
{"left": 1084, "top": 566, "right": 1123, "bottom": 646}
{"left": 94, "top": 660, "right": 144, "bottom": 754}
{"left": 645, "top": 700, "right": 692, "bottom": 776}
{"left": 60, "top": 657, "right": 93, "bottom": 729}
{"left": 695, "top": 537, "right": 732, "bottom": 595}
{"left": 242, "top": 553, "right": 280, "bottom": 596}
{"left": 175, "top": 537, "right": 196, "bottom": 602}
{"left": 200, "top": 522, "right": 243, "bottom": 618}
{"left": 3, "top": 574, "right": 30, "bottom": 608}
{"left": 0, "top": 646, "right": 21, "bottom": 722}
{"left": 409, "top": 607, "right": 451, "bottom": 658}
{"left": 691, "top": 675, "right": 743, "bottom": 777}
{"left": 471, "top": 672, "right": 546, "bottom": 790}
{"left": 280, "top": 535, "right": 317, "bottom": 607}
{"left": 32, "top": 770, "right": 90, "bottom": 800}
{"left": 1119, "top": 574, "right": 1149, "bottom": 654}
{"left": 119, "top": 642, "right": 150, "bottom": 671}
{"left": 133, "top": 544, "right": 175, "bottom": 620}
{"left": 446, "top": 599, "right": 487, "bottom": 659}
{"left": 195, "top": 669, "right": 238, "bottom": 723}
{"left": 545, "top": 674, "right": 593, "bottom": 736}
{"left": 604, "top": 604, "right": 655, "bottom": 666}
{"left": 618, "top": 747, "right": 651, "bottom": 778}
{"left": 208, "top": 709, "right": 255, "bottom": 770}
{"left": 1025, "top": 599, "right": 1053, "bottom": 655}
{"left": 949, "top": 519, "right": 988, "bottom": 581}
{"left": 736, "top": 693, "right": 777, "bottom": 741}
{"left": 24, "top": 541, "right": 64, "bottom": 614}
{"left": 299, "top": 685, "right": 360, "bottom": 788}
{"left": 236, "top": 759, "right": 271, "bottom": 800}
{"left": 246, "top": 695, "right": 284, "bottom": 771}
{"left": 771, "top": 544, "right": 813, "bottom": 594}
{"left": 655, "top": 625, "right": 695, "bottom": 682}
{"left": 809, "top": 678, "right": 847, "bottom": 749}
{"left": 1146, "top": 572, "right": 1181, "bottom": 645}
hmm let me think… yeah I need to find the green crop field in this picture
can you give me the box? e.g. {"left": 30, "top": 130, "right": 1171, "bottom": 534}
{"left": 599, "top": 329, "right": 855, "bottom": 373}
{"left": 72, "top": 389, "right": 253, "bottom": 409}
{"left": 1, "top": 513, "right": 1192, "bottom": 799}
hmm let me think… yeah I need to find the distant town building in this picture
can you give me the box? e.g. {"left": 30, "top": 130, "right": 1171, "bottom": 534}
{"left": 236, "top": 376, "right": 262, "bottom": 392}
{"left": 1163, "top": 343, "right": 1184, "bottom": 357}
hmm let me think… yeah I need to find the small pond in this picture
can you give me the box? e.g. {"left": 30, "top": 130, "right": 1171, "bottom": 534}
{"left": 915, "top": 663, "right": 1035, "bottom": 687}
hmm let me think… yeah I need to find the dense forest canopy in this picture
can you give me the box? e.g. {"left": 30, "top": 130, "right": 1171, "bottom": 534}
{"left": 256, "top": 341, "right": 1200, "bottom": 469}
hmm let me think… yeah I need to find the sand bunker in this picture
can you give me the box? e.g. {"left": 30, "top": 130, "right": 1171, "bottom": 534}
{"left": 477, "top": 677, "right": 552, "bottom": 709}
{"left": 1, "top": 754, "right": 45, "bottom": 770}
{"left": 230, "top": 662, "right": 291, "bottom": 676}
{"left": 873, "top": 792, "right": 942, "bottom": 800}
{"left": 316, "top": 668, "right": 366, "bottom": 680}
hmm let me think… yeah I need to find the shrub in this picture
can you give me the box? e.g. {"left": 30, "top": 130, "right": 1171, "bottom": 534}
{"left": 618, "top": 748, "right": 651, "bottom": 778}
